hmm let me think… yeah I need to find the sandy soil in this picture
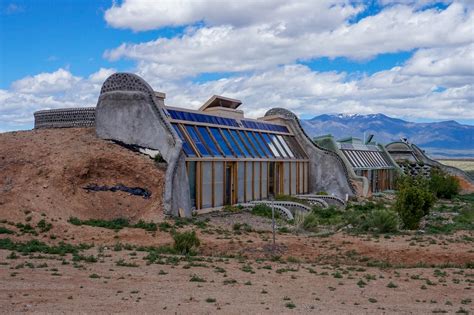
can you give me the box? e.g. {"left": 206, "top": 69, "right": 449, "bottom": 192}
{"left": 0, "top": 128, "right": 165, "bottom": 223}
{"left": 1, "top": 128, "right": 473, "bottom": 314}
{"left": 0, "top": 243, "right": 473, "bottom": 314}
{"left": 0, "top": 212, "right": 473, "bottom": 314}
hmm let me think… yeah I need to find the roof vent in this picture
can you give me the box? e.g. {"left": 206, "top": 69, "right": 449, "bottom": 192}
{"left": 199, "top": 95, "right": 242, "bottom": 111}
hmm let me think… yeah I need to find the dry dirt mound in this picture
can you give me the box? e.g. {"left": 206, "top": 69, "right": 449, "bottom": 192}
{"left": 0, "top": 128, "right": 165, "bottom": 223}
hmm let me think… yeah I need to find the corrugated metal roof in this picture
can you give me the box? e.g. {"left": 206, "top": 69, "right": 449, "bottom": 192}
{"left": 341, "top": 149, "right": 394, "bottom": 169}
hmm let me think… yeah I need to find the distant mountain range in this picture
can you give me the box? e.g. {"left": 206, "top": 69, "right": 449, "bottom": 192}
{"left": 301, "top": 114, "right": 474, "bottom": 158}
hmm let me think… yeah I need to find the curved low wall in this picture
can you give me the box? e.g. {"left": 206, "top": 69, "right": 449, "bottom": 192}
{"left": 34, "top": 108, "right": 95, "bottom": 129}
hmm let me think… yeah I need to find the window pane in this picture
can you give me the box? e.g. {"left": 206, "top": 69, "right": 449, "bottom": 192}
{"left": 255, "top": 133, "right": 273, "bottom": 157}
{"left": 172, "top": 124, "right": 196, "bottom": 157}
{"left": 245, "top": 131, "right": 265, "bottom": 157}
{"left": 261, "top": 133, "right": 281, "bottom": 157}
{"left": 222, "top": 129, "right": 244, "bottom": 157}
{"left": 209, "top": 127, "right": 233, "bottom": 157}
{"left": 231, "top": 130, "right": 253, "bottom": 157}
{"left": 285, "top": 136, "right": 304, "bottom": 159}
{"left": 239, "top": 131, "right": 259, "bottom": 157}
{"left": 277, "top": 135, "right": 295, "bottom": 158}
{"left": 197, "top": 126, "right": 221, "bottom": 156}
{"left": 270, "top": 134, "right": 289, "bottom": 158}
{"left": 185, "top": 125, "right": 211, "bottom": 157}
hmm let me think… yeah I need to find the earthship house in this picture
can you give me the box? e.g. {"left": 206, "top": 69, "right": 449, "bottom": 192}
{"left": 34, "top": 73, "right": 363, "bottom": 217}
{"left": 386, "top": 139, "right": 474, "bottom": 193}
{"left": 314, "top": 135, "right": 401, "bottom": 196}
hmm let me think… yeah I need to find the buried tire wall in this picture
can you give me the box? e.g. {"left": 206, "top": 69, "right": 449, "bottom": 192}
{"left": 95, "top": 73, "right": 191, "bottom": 217}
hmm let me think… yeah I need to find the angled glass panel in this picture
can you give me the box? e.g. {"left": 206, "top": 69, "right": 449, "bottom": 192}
{"left": 270, "top": 134, "right": 289, "bottom": 158}
{"left": 277, "top": 135, "right": 295, "bottom": 158}
{"left": 209, "top": 127, "right": 233, "bottom": 157}
{"left": 222, "top": 129, "right": 244, "bottom": 157}
{"left": 261, "top": 133, "right": 281, "bottom": 157}
{"left": 230, "top": 130, "right": 251, "bottom": 157}
{"left": 171, "top": 124, "right": 196, "bottom": 157}
{"left": 245, "top": 131, "right": 265, "bottom": 157}
{"left": 239, "top": 131, "right": 259, "bottom": 157}
{"left": 284, "top": 136, "right": 302, "bottom": 159}
{"left": 255, "top": 133, "right": 274, "bottom": 157}
{"left": 197, "top": 126, "right": 221, "bottom": 156}
{"left": 185, "top": 125, "right": 211, "bottom": 157}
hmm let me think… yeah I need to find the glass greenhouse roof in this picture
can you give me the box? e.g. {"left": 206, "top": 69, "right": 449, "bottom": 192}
{"left": 170, "top": 122, "right": 306, "bottom": 160}
{"left": 167, "top": 109, "right": 290, "bottom": 134}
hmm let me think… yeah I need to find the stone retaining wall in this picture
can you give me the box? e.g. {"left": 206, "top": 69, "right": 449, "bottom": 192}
{"left": 34, "top": 108, "right": 96, "bottom": 129}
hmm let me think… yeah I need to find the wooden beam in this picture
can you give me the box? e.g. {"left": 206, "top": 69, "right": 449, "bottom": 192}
{"left": 252, "top": 162, "right": 255, "bottom": 201}
{"left": 211, "top": 161, "right": 215, "bottom": 208}
{"left": 244, "top": 162, "right": 247, "bottom": 202}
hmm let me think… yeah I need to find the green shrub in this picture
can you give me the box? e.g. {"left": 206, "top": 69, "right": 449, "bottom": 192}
{"left": 0, "top": 238, "right": 92, "bottom": 256}
{"left": 311, "top": 206, "right": 344, "bottom": 225}
{"left": 37, "top": 219, "right": 52, "bottom": 233}
{"left": 394, "top": 176, "right": 435, "bottom": 230}
{"left": 68, "top": 217, "right": 129, "bottom": 230}
{"left": 0, "top": 226, "right": 14, "bottom": 234}
{"left": 173, "top": 231, "right": 200, "bottom": 255}
{"left": 429, "top": 169, "right": 460, "bottom": 199}
{"left": 154, "top": 154, "right": 166, "bottom": 163}
{"left": 346, "top": 201, "right": 385, "bottom": 212}
{"left": 275, "top": 194, "right": 309, "bottom": 205}
{"left": 361, "top": 209, "right": 399, "bottom": 233}
{"left": 133, "top": 220, "right": 157, "bottom": 232}
{"left": 223, "top": 205, "right": 242, "bottom": 212}
{"left": 251, "top": 204, "right": 280, "bottom": 219}
{"left": 68, "top": 217, "right": 157, "bottom": 232}
{"left": 302, "top": 212, "right": 319, "bottom": 232}
{"left": 233, "top": 223, "right": 253, "bottom": 232}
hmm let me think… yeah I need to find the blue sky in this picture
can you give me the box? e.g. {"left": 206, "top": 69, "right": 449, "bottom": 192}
{"left": 0, "top": 0, "right": 473, "bottom": 132}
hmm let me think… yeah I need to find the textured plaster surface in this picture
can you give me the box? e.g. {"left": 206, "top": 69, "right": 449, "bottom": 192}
{"left": 95, "top": 73, "right": 191, "bottom": 217}
{"left": 264, "top": 108, "right": 361, "bottom": 198}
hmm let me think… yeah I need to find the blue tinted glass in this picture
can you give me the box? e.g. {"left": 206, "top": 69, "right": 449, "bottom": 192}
{"left": 254, "top": 133, "right": 273, "bottom": 157}
{"left": 169, "top": 110, "right": 178, "bottom": 119}
{"left": 245, "top": 131, "right": 265, "bottom": 157}
{"left": 197, "top": 126, "right": 221, "bottom": 156}
{"left": 222, "top": 129, "right": 244, "bottom": 157}
{"left": 262, "top": 133, "right": 282, "bottom": 157}
{"left": 209, "top": 128, "right": 233, "bottom": 156}
{"left": 181, "top": 112, "right": 190, "bottom": 121}
{"left": 230, "top": 130, "right": 252, "bottom": 157}
{"left": 169, "top": 110, "right": 238, "bottom": 127}
{"left": 239, "top": 131, "right": 259, "bottom": 157}
{"left": 185, "top": 125, "right": 211, "bottom": 157}
{"left": 172, "top": 124, "right": 196, "bottom": 157}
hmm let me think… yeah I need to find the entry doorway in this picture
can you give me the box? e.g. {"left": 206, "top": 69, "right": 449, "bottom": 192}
{"left": 224, "top": 162, "right": 237, "bottom": 205}
{"left": 268, "top": 162, "right": 283, "bottom": 197}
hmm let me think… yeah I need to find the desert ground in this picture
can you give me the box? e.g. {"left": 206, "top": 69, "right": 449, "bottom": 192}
{"left": 439, "top": 159, "right": 474, "bottom": 179}
{"left": 0, "top": 129, "right": 473, "bottom": 314}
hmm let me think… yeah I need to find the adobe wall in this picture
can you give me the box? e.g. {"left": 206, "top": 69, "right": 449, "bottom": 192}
{"left": 314, "top": 135, "right": 369, "bottom": 196}
{"left": 95, "top": 73, "right": 191, "bottom": 217}
{"left": 264, "top": 108, "right": 364, "bottom": 199}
